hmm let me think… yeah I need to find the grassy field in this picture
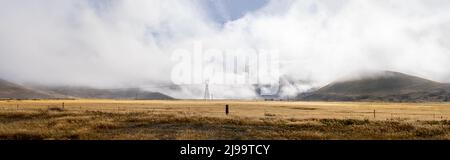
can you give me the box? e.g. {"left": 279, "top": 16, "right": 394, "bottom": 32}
{"left": 0, "top": 100, "right": 449, "bottom": 140}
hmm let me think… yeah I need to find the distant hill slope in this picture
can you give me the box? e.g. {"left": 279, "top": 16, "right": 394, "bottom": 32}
{"left": 0, "top": 79, "right": 173, "bottom": 100}
{"left": 39, "top": 86, "right": 174, "bottom": 100}
{"left": 0, "top": 79, "right": 54, "bottom": 99}
{"left": 298, "top": 71, "right": 450, "bottom": 102}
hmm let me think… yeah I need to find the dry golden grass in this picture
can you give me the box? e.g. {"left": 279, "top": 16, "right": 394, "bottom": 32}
{"left": 0, "top": 99, "right": 449, "bottom": 140}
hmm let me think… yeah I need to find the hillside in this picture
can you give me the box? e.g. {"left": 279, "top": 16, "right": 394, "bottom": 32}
{"left": 39, "top": 86, "right": 174, "bottom": 100}
{"left": 0, "top": 79, "right": 54, "bottom": 99}
{"left": 298, "top": 71, "right": 450, "bottom": 102}
{"left": 0, "top": 79, "right": 173, "bottom": 100}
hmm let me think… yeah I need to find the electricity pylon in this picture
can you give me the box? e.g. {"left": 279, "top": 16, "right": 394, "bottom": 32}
{"left": 204, "top": 80, "right": 211, "bottom": 100}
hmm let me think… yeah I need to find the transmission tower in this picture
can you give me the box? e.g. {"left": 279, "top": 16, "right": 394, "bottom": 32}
{"left": 204, "top": 80, "right": 211, "bottom": 100}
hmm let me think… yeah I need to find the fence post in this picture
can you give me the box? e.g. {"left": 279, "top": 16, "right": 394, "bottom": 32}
{"left": 373, "top": 110, "right": 376, "bottom": 119}
{"left": 225, "top": 104, "right": 229, "bottom": 116}
{"left": 62, "top": 102, "right": 65, "bottom": 109}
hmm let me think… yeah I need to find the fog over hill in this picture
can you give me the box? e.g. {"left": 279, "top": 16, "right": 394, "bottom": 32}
{"left": 2, "top": 70, "right": 450, "bottom": 102}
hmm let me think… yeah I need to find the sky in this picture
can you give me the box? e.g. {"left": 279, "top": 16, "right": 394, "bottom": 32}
{"left": 203, "top": 0, "right": 269, "bottom": 23}
{"left": 0, "top": 0, "right": 450, "bottom": 98}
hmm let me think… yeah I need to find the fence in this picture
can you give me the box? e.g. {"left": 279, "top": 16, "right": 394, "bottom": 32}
{"left": 1, "top": 103, "right": 449, "bottom": 121}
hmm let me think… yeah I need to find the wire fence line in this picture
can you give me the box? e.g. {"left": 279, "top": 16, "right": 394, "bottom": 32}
{"left": 1, "top": 104, "right": 449, "bottom": 121}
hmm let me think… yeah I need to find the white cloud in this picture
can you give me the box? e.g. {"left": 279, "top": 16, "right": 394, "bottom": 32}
{"left": 0, "top": 0, "right": 449, "bottom": 98}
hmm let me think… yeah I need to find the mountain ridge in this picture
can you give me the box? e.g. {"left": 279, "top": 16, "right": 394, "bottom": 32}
{"left": 0, "top": 79, "right": 173, "bottom": 100}
{"left": 297, "top": 71, "right": 450, "bottom": 102}
{"left": 0, "top": 79, "right": 55, "bottom": 99}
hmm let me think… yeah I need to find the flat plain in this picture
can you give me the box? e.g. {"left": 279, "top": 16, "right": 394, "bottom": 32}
{"left": 0, "top": 100, "right": 449, "bottom": 140}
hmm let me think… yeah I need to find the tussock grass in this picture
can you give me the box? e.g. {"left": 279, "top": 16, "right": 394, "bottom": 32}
{"left": 0, "top": 108, "right": 449, "bottom": 140}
